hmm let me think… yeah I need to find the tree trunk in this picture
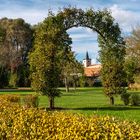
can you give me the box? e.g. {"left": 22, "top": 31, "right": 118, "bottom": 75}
{"left": 110, "top": 96, "right": 114, "bottom": 105}
{"left": 73, "top": 79, "right": 76, "bottom": 91}
{"left": 72, "top": 76, "right": 77, "bottom": 91}
{"left": 64, "top": 77, "right": 69, "bottom": 92}
{"left": 49, "top": 97, "right": 54, "bottom": 110}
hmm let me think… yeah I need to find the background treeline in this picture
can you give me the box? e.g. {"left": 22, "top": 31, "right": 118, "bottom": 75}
{"left": 0, "top": 17, "right": 140, "bottom": 89}
{"left": 125, "top": 26, "right": 140, "bottom": 90}
{"left": 0, "top": 18, "right": 33, "bottom": 88}
{"left": 0, "top": 18, "right": 34, "bottom": 88}
{"left": 0, "top": 18, "right": 85, "bottom": 88}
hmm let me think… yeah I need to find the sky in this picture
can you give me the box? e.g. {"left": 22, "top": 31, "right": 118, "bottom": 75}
{"left": 0, "top": 0, "right": 140, "bottom": 63}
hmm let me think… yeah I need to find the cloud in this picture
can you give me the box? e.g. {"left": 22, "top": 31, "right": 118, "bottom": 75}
{"left": 67, "top": 27, "right": 97, "bottom": 42}
{"left": 110, "top": 4, "right": 140, "bottom": 33}
{"left": 0, "top": 0, "right": 59, "bottom": 25}
{"left": 69, "top": 34, "right": 97, "bottom": 42}
{"left": 0, "top": 9, "right": 47, "bottom": 25}
{"left": 129, "top": 0, "right": 138, "bottom": 2}
{"left": 66, "top": 26, "right": 99, "bottom": 62}
{"left": 0, "top": 1, "right": 139, "bottom": 29}
{"left": 71, "top": 41, "right": 99, "bottom": 53}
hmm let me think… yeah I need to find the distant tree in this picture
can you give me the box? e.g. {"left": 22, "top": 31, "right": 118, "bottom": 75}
{"left": 0, "top": 18, "right": 33, "bottom": 87}
{"left": 0, "top": 65, "right": 9, "bottom": 88}
{"left": 71, "top": 60, "right": 83, "bottom": 90}
{"left": 124, "top": 57, "right": 138, "bottom": 87}
{"left": 61, "top": 56, "right": 83, "bottom": 92}
{"left": 0, "top": 25, "right": 6, "bottom": 66}
{"left": 61, "top": 51, "right": 73, "bottom": 92}
{"left": 0, "top": 25, "right": 9, "bottom": 88}
{"left": 125, "top": 26, "right": 140, "bottom": 87}
{"left": 60, "top": 46, "right": 84, "bottom": 92}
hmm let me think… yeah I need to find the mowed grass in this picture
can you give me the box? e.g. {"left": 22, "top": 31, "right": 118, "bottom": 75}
{"left": 0, "top": 87, "right": 140, "bottom": 122}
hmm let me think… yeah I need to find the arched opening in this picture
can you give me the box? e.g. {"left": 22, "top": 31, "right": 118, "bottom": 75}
{"left": 67, "top": 27, "right": 100, "bottom": 88}
{"left": 67, "top": 27, "right": 99, "bottom": 63}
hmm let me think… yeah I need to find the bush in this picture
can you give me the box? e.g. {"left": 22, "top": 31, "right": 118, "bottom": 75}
{"left": 23, "top": 94, "right": 39, "bottom": 108}
{"left": 0, "top": 95, "right": 139, "bottom": 139}
{"left": 129, "top": 83, "right": 140, "bottom": 90}
{"left": 130, "top": 93, "right": 140, "bottom": 106}
{"left": 121, "top": 93, "right": 130, "bottom": 105}
{"left": 0, "top": 94, "right": 20, "bottom": 104}
{"left": 9, "top": 73, "right": 18, "bottom": 88}
{"left": 85, "top": 78, "right": 94, "bottom": 87}
{"left": 0, "top": 106, "right": 139, "bottom": 139}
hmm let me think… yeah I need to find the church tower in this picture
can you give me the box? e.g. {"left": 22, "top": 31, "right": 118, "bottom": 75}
{"left": 83, "top": 51, "right": 91, "bottom": 67}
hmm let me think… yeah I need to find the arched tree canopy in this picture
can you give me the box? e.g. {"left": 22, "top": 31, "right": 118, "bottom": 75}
{"left": 29, "top": 7, "right": 126, "bottom": 108}
{"left": 51, "top": 8, "right": 123, "bottom": 43}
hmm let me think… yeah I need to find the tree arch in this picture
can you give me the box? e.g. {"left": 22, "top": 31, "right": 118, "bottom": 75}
{"left": 29, "top": 8, "right": 126, "bottom": 109}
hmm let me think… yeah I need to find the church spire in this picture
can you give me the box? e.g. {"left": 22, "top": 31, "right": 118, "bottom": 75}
{"left": 83, "top": 51, "right": 91, "bottom": 67}
{"left": 86, "top": 51, "right": 89, "bottom": 60}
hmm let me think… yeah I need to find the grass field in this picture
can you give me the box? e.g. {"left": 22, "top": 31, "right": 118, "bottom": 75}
{"left": 0, "top": 87, "right": 140, "bottom": 122}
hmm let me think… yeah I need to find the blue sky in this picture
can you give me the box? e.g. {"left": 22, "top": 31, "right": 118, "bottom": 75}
{"left": 0, "top": 0, "right": 140, "bottom": 63}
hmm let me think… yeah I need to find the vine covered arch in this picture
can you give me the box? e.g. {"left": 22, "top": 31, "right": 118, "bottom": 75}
{"left": 29, "top": 8, "right": 126, "bottom": 109}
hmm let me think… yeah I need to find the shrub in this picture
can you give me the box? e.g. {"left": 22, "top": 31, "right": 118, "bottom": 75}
{"left": 23, "top": 94, "right": 39, "bottom": 108}
{"left": 130, "top": 93, "right": 140, "bottom": 106}
{"left": 85, "top": 78, "right": 94, "bottom": 87}
{"left": 9, "top": 73, "right": 18, "bottom": 88}
{"left": 0, "top": 95, "right": 139, "bottom": 139}
{"left": 0, "top": 107, "right": 139, "bottom": 139}
{"left": 129, "top": 83, "right": 140, "bottom": 90}
{"left": 121, "top": 92, "right": 130, "bottom": 105}
{"left": 0, "top": 94, "right": 20, "bottom": 104}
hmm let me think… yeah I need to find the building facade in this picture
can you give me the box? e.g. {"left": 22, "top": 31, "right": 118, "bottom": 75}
{"left": 83, "top": 52, "right": 101, "bottom": 86}
{"left": 83, "top": 52, "right": 101, "bottom": 77}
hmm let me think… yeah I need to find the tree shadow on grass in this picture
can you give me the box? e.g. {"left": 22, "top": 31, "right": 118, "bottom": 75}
{"left": 76, "top": 88, "right": 103, "bottom": 92}
{"left": 48, "top": 106, "right": 140, "bottom": 111}
{"left": 72, "top": 106, "right": 140, "bottom": 111}
{"left": 62, "top": 94, "right": 79, "bottom": 96}
{"left": 60, "top": 88, "right": 103, "bottom": 93}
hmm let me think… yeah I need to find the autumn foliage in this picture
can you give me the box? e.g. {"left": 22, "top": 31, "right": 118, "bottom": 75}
{"left": 0, "top": 95, "right": 139, "bottom": 139}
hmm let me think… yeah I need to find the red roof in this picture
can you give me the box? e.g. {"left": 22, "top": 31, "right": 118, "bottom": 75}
{"left": 84, "top": 64, "right": 101, "bottom": 77}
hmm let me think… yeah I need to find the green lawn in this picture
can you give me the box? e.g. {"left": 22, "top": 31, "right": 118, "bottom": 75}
{"left": 0, "top": 87, "right": 140, "bottom": 122}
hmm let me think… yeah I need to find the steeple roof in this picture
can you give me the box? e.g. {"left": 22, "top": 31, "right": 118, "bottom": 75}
{"left": 86, "top": 51, "right": 90, "bottom": 60}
